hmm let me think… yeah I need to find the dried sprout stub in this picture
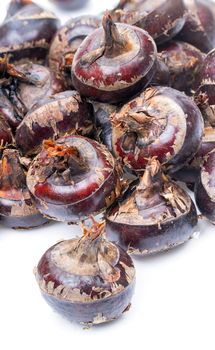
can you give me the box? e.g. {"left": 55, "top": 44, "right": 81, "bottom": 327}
{"left": 106, "top": 158, "right": 198, "bottom": 255}
{"left": 27, "top": 136, "right": 123, "bottom": 222}
{"left": 72, "top": 11, "right": 157, "bottom": 103}
{"left": 48, "top": 15, "right": 100, "bottom": 87}
{"left": 35, "top": 218, "right": 135, "bottom": 326}
{"left": 111, "top": 86, "right": 204, "bottom": 173}
{"left": 0, "top": 57, "right": 65, "bottom": 130}
{"left": 195, "top": 149, "right": 215, "bottom": 224}
{"left": 0, "top": 149, "right": 48, "bottom": 229}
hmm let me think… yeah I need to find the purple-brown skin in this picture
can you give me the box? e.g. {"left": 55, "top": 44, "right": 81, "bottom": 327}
{"left": 112, "top": 86, "right": 204, "bottom": 174}
{"left": 114, "top": 0, "right": 187, "bottom": 45}
{"left": 106, "top": 159, "right": 198, "bottom": 255}
{"left": 158, "top": 41, "right": 205, "bottom": 94}
{"left": 195, "top": 149, "right": 215, "bottom": 224}
{"left": 92, "top": 101, "right": 117, "bottom": 153}
{"left": 0, "top": 2, "right": 60, "bottom": 64}
{"left": 27, "top": 136, "right": 123, "bottom": 222}
{"left": 195, "top": 49, "right": 215, "bottom": 127}
{"left": 15, "top": 91, "right": 94, "bottom": 156}
{"left": 16, "top": 63, "right": 66, "bottom": 111}
{"left": 48, "top": 15, "right": 100, "bottom": 87}
{"left": 151, "top": 59, "right": 170, "bottom": 87}
{"left": 72, "top": 13, "right": 157, "bottom": 104}
{"left": 173, "top": 127, "right": 215, "bottom": 191}
{"left": 35, "top": 220, "right": 135, "bottom": 326}
{"left": 0, "top": 149, "right": 48, "bottom": 229}
{"left": 0, "top": 90, "right": 21, "bottom": 130}
{"left": 0, "top": 116, "right": 13, "bottom": 147}
{"left": 0, "top": 62, "right": 65, "bottom": 130}
{"left": 177, "top": 0, "right": 215, "bottom": 53}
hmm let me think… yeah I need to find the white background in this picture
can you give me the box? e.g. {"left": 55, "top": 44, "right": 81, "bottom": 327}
{"left": 0, "top": 1, "right": 215, "bottom": 350}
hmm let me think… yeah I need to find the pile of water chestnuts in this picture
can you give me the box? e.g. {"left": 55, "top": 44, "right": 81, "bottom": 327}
{"left": 1, "top": 0, "right": 215, "bottom": 327}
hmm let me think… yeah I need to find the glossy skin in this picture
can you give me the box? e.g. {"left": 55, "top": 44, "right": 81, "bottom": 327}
{"left": 114, "top": 0, "right": 186, "bottom": 44}
{"left": 0, "top": 2, "right": 60, "bottom": 64}
{"left": 158, "top": 41, "right": 205, "bottom": 93}
{"left": 111, "top": 86, "right": 204, "bottom": 173}
{"left": 0, "top": 90, "right": 20, "bottom": 130}
{"left": 92, "top": 101, "right": 117, "bottom": 153}
{"left": 35, "top": 238, "right": 135, "bottom": 325}
{"left": 106, "top": 163, "right": 198, "bottom": 255}
{"left": 15, "top": 91, "right": 94, "bottom": 156}
{"left": 177, "top": 0, "right": 215, "bottom": 53}
{"left": 173, "top": 127, "right": 215, "bottom": 190}
{"left": 0, "top": 149, "right": 47, "bottom": 229}
{"left": 195, "top": 49, "right": 215, "bottom": 127}
{"left": 48, "top": 16, "right": 100, "bottom": 87}
{"left": 195, "top": 149, "right": 215, "bottom": 224}
{"left": 27, "top": 136, "right": 122, "bottom": 222}
{"left": 72, "top": 18, "right": 157, "bottom": 104}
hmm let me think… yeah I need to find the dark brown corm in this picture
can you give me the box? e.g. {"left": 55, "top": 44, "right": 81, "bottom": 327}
{"left": 0, "top": 0, "right": 60, "bottom": 64}
{"left": 48, "top": 15, "right": 100, "bottom": 87}
{"left": 0, "top": 57, "right": 65, "bottom": 130}
{"left": 177, "top": 0, "right": 215, "bottom": 53}
{"left": 27, "top": 136, "right": 123, "bottom": 222}
{"left": 106, "top": 158, "right": 198, "bottom": 255}
{"left": 114, "top": 0, "right": 186, "bottom": 44}
{"left": 173, "top": 127, "right": 215, "bottom": 191}
{"left": 111, "top": 86, "right": 204, "bottom": 173}
{"left": 195, "top": 149, "right": 215, "bottom": 224}
{"left": 0, "top": 149, "right": 47, "bottom": 229}
{"left": 35, "top": 218, "right": 135, "bottom": 326}
{"left": 158, "top": 41, "right": 205, "bottom": 93}
{"left": 72, "top": 12, "right": 157, "bottom": 103}
{"left": 195, "top": 49, "right": 215, "bottom": 127}
{"left": 15, "top": 91, "right": 94, "bottom": 156}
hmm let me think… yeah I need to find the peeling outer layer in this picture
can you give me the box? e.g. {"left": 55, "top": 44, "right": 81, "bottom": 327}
{"left": 195, "top": 49, "right": 215, "bottom": 127}
{"left": 15, "top": 91, "right": 94, "bottom": 156}
{"left": 27, "top": 136, "right": 123, "bottom": 222}
{"left": 195, "top": 149, "right": 215, "bottom": 224}
{"left": 0, "top": 149, "right": 48, "bottom": 229}
{"left": 173, "top": 127, "right": 215, "bottom": 191}
{"left": 177, "top": 0, "right": 215, "bottom": 53}
{"left": 113, "top": 0, "right": 187, "bottom": 45}
{"left": 48, "top": 15, "right": 100, "bottom": 87}
{"left": 111, "top": 86, "right": 204, "bottom": 174}
{"left": 106, "top": 159, "right": 198, "bottom": 255}
{"left": 72, "top": 13, "right": 157, "bottom": 104}
{"left": 35, "top": 220, "right": 135, "bottom": 326}
{"left": 158, "top": 41, "right": 205, "bottom": 94}
{"left": 91, "top": 101, "right": 118, "bottom": 153}
{"left": 16, "top": 63, "right": 65, "bottom": 111}
{"left": 0, "top": 116, "right": 13, "bottom": 148}
{"left": 0, "top": 1, "right": 60, "bottom": 64}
